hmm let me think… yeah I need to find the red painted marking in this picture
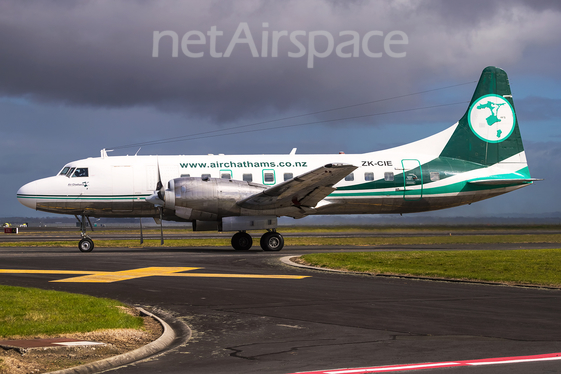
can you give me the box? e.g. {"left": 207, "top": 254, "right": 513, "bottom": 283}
{"left": 289, "top": 352, "right": 561, "bottom": 373}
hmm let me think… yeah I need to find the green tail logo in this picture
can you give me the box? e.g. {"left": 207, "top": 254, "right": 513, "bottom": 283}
{"left": 469, "top": 94, "right": 516, "bottom": 143}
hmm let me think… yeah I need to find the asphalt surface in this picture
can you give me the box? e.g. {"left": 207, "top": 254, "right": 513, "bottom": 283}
{"left": 1, "top": 238, "right": 561, "bottom": 373}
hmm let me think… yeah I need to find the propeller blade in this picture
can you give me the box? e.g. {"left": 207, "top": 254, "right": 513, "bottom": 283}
{"left": 145, "top": 157, "right": 166, "bottom": 207}
{"left": 145, "top": 157, "right": 165, "bottom": 246}
{"left": 156, "top": 157, "right": 164, "bottom": 200}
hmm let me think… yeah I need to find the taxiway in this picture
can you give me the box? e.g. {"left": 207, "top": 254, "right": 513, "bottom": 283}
{"left": 0, "top": 241, "right": 560, "bottom": 373}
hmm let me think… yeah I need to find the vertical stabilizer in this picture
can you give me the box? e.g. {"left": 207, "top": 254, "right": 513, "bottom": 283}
{"left": 439, "top": 66, "right": 525, "bottom": 166}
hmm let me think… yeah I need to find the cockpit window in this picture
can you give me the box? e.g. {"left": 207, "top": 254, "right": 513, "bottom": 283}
{"left": 72, "top": 168, "right": 89, "bottom": 178}
{"left": 59, "top": 167, "right": 70, "bottom": 176}
{"left": 66, "top": 167, "right": 76, "bottom": 177}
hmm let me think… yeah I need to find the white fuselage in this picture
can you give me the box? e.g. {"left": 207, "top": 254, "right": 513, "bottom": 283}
{"left": 17, "top": 129, "right": 528, "bottom": 220}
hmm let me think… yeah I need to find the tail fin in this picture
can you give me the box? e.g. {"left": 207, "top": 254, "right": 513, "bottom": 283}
{"left": 440, "top": 66, "right": 525, "bottom": 166}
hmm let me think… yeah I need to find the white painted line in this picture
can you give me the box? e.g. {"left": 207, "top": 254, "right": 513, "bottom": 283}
{"left": 468, "top": 356, "right": 561, "bottom": 366}
{"left": 53, "top": 341, "right": 105, "bottom": 346}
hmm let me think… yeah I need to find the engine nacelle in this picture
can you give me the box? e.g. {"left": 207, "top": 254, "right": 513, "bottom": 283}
{"left": 165, "top": 177, "right": 268, "bottom": 219}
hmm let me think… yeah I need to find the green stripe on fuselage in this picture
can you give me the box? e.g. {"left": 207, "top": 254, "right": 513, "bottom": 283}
{"left": 16, "top": 194, "right": 150, "bottom": 201}
{"left": 336, "top": 157, "right": 484, "bottom": 192}
{"left": 331, "top": 166, "right": 531, "bottom": 197}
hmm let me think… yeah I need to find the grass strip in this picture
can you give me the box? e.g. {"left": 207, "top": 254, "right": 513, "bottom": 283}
{"left": 300, "top": 249, "right": 561, "bottom": 287}
{"left": 0, "top": 285, "right": 143, "bottom": 338}
{"left": 1, "top": 234, "right": 561, "bottom": 248}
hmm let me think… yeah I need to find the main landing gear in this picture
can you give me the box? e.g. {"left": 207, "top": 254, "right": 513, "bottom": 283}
{"left": 231, "top": 230, "right": 284, "bottom": 251}
{"left": 72, "top": 215, "right": 283, "bottom": 253}
{"left": 76, "top": 214, "right": 95, "bottom": 252}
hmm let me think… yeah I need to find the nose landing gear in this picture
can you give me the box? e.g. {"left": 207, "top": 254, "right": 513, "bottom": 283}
{"left": 76, "top": 214, "right": 95, "bottom": 252}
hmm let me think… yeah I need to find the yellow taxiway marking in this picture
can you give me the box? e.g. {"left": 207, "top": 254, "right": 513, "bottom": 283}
{"left": 53, "top": 267, "right": 201, "bottom": 283}
{"left": 0, "top": 267, "right": 310, "bottom": 283}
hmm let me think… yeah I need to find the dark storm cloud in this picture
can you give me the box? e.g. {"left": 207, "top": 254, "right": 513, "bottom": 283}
{"left": 2, "top": 0, "right": 560, "bottom": 218}
{"left": 0, "top": 0, "right": 560, "bottom": 123}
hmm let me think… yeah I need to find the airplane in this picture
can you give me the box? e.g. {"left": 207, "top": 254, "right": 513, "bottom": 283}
{"left": 17, "top": 66, "right": 538, "bottom": 252}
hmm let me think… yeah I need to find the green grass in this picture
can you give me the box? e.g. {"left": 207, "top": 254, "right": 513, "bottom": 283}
{"left": 0, "top": 285, "right": 143, "bottom": 338}
{"left": 300, "top": 249, "right": 561, "bottom": 287}
{"left": 286, "top": 234, "right": 561, "bottom": 246}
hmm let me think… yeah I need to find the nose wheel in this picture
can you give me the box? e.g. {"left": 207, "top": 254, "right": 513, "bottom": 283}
{"left": 79, "top": 237, "right": 94, "bottom": 252}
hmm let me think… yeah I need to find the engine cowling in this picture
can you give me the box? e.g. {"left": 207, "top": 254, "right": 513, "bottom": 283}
{"left": 164, "top": 177, "right": 268, "bottom": 220}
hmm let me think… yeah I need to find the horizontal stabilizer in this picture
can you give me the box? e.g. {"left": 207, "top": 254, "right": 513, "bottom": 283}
{"left": 467, "top": 178, "right": 541, "bottom": 186}
{"left": 238, "top": 163, "right": 357, "bottom": 210}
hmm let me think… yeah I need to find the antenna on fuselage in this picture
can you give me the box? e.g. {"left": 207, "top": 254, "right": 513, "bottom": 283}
{"left": 101, "top": 149, "right": 114, "bottom": 158}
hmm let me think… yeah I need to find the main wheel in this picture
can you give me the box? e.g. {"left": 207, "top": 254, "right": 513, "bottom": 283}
{"left": 231, "top": 232, "right": 253, "bottom": 251}
{"left": 78, "top": 238, "right": 94, "bottom": 252}
{"left": 260, "top": 232, "right": 284, "bottom": 251}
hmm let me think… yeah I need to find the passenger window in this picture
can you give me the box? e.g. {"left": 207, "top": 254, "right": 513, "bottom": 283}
{"left": 201, "top": 174, "right": 211, "bottom": 180}
{"left": 284, "top": 173, "right": 293, "bottom": 181}
{"left": 180, "top": 174, "right": 190, "bottom": 177}
{"left": 221, "top": 172, "right": 231, "bottom": 179}
{"left": 430, "top": 172, "right": 440, "bottom": 182}
{"left": 243, "top": 173, "right": 253, "bottom": 182}
{"left": 384, "top": 172, "right": 394, "bottom": 181}
{"left": 345, "top": 173, "right": 354, "bottom": 182}
{"left": 72, "top": 168, "right": 89, "bottom": 178}
{"left": 364, "top": 172, "right": 374, "bottom": 181}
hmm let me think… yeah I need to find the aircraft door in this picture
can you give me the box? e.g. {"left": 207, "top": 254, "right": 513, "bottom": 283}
{"left": 401, "top": 159, "right": 423, "bottom": 201}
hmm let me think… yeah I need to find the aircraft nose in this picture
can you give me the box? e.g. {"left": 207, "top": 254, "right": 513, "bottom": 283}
{"left": 17, "top": 181, "right": 38, "bottom": 210}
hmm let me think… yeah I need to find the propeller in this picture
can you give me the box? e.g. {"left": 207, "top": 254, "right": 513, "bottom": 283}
{"left": 145, "top": 158, "right": 165, "bottom": 245}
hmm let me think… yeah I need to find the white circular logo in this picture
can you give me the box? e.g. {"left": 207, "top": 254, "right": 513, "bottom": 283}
{"left": 468, "top": 94, "right": 515, "bottom": 143}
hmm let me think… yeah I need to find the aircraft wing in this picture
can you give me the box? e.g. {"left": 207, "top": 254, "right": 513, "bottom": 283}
{"left": 238, "top": 163, "right": 357, "bottom": 210}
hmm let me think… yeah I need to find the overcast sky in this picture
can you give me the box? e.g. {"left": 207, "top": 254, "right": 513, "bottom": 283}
{"left": 2, "top": 0, "right": 560, "bottom": 219}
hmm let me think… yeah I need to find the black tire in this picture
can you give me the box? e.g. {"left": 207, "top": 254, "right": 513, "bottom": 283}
{"left": 231, "top": 232, "right": 252, "bottom": 250}
{"left": 78, "top": 238, "right": 94, "bottom": 252}
{"left": 260, "top": 232, "right": 284, "bottom": 251}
